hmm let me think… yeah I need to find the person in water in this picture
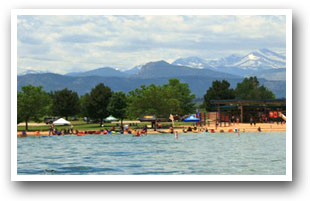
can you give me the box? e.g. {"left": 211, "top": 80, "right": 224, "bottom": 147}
{"left": 21, "top": 130, "right": 27, "bottom": 137}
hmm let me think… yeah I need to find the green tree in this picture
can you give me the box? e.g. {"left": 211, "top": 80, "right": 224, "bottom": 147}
{"left": 107, "top": 92, "right": 128, "bottom": 126}
{"left": 235, "top": 77, "right": 275, "bottom": 99}
{"left": 17, "top": 85, "right": 51, "bottom": 131}
{"left": 127, "top": 79, "right": 195, "bottom": 119}
{"left": 52, "top": 88, "right": 80, "bottom": 120}
{"left": 203, "top": 80, "right": 235, "bottom": 111}
{"left": 85, "top": 83, "right": 112, "bottom": 126}
{"left": 163, "top": 78, "right": 195, "bottom": 115}
{"left": 79, "top": 93, "right": 90, "bottom": 119}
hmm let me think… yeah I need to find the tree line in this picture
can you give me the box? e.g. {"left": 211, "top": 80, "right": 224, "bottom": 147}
{"left": 203, "top": 77, "right": 275, "bottom": 110}
{"left": 17, "top": 77, "right": 275, "bottom": 130}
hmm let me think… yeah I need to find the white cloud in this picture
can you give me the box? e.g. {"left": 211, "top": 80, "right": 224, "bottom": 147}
{"left": 17, "top": 15, "right": 286, "bottom": 74}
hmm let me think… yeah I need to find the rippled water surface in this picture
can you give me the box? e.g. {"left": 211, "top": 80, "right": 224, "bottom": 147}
{"left": 17, "top": 132, "right": 286, "bottom": 175}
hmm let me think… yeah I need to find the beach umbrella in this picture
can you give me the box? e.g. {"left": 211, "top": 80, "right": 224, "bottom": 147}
{"left": 104, "top": 115, "right": 118, "bottom": 122}
{"left": 183, "top": 115, "right": 200, "bottom": 122}
{"left": 53, "top": 118, "right": 71, "bottom": 125}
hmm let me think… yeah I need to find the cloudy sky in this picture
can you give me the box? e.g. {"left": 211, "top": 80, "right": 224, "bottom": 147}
{"left": 17, "top": 15, "right": 286, "bottom": 74}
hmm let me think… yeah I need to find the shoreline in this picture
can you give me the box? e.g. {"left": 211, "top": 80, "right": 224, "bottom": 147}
{"left": 17, "top": 123, "right": 286, "bottom": 136}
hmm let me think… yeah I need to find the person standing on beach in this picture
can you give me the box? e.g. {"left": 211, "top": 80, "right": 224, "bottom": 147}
{"left": 250, "top": 117, "right": 253, "bottom": 126}
{"left": 70, "top": 124, "right": 74, "bottom": 134}
{"left": 231, "top": 115, "right": 235, "bottom": 125}
{"left": 49, "top": 124, "right": 54, "bottom": 136}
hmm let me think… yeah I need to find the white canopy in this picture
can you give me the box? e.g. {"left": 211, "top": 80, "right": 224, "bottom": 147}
{"left": 53, "top": 118, "right": 71, "bottom": 125}
{"left": 104, "top": 115, "right": 118, "bottom": 122}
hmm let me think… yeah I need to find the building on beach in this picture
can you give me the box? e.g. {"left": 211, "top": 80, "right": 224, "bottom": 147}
{"left": 208, "top": 99, "right": 286, "bottom": 125}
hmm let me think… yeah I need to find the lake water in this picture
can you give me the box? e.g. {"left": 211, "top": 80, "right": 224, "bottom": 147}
{"left": 17, "top": 132, "right": 286, "bottom": 175}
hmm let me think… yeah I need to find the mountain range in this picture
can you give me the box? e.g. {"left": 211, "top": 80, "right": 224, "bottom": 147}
{"left": 17, "top": 48, "right": 286, "bottom": 98}
{"left": 172, "top": 48, "right": 286, "bottom": 78}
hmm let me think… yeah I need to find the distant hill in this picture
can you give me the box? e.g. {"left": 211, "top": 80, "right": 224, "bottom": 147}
{"left": 123, "top": 65, "right": 142, "bottom": 75}
{"left": 18, "top": 69, "right": 50, "bottom": 76}
{"left": 135, "top": 60, "right": 241, "bottom": 79}
{"left": 17, "top": 73, "right": 286, "bottom": 98}
{"left": 245, "top": 68, "right": 286, "bottom": 81}
{"left": 66, "top": 67, "right": 127, "bottom": 77}
{"left": 172, "top": 56, "right": 216, "bottom": 70}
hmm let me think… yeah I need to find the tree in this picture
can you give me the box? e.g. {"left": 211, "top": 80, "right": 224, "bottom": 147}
{"left": 126, "top": 79, "right": 195, "bottom": 119}
{"left": 52, "top": 88, "right": 80, "bottom": 120}
{"left": 79, "top": 93, "right": 90, "bottom": 119}
{"left": 203, "top": 80, "right": 235, "bottom": 111}
{"left": 17, "top": 85, "right": 51, "bottom": 131}
{"left": 85, "top": 83, "right": 112, "bottom": 126}
{"left": 163, "top": 78, "right": 195, "bottom": 115}
{"left": 107, "top": 92, "right": 128, "bottom": 126}
{"left": 235, "top": 77, "right": 275, "bottom": 99}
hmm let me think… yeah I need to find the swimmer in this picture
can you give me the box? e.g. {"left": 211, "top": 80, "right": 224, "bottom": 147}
{"left": 175, "top": 131, "right": 179, "bottom": 139}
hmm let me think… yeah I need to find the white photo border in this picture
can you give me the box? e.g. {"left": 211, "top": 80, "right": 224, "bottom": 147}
{"left": 11, "top": 9, "right": 292, "bottom": 181}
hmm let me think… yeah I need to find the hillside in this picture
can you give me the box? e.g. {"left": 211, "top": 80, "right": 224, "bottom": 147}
{"left": 17, "top": 73, "right": 286, "bottom": 98}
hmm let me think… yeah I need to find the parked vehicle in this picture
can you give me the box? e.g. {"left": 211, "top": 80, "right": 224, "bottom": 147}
{"left": 44, "top": 117, "right": 58, "bottom": 124}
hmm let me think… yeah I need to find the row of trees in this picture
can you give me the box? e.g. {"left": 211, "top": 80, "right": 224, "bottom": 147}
{"left": 203, "top": 77, "right": 275, "bottom": 110}
{"left": 18, "top": 77, "right": 275, "bottom": 130}
{"left": 17, "top": 79, "right": 196, "bottom": 130}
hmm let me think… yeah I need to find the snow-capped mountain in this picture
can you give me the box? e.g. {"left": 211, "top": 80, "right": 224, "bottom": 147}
{"left": 206, "top": 54, "right": 243, "bottom": 68}
{"left": 227, "top": 48, "right": 286, "bottom": 70}
{"left": 172, "top": 56, "right": 215, "bottom": 70}
{"left": 18, "top": 69, "right": 50, "bottom": 76}
{"left": 171, "top": 49, "right": 286, "bottom": 72}
{"left": 123, "top": 64, "right": 143, "bottom": 75}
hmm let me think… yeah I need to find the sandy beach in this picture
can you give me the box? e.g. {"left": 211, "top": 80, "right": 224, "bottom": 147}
{"left": 17, "top": 122, "right": 286, "bottom": 136}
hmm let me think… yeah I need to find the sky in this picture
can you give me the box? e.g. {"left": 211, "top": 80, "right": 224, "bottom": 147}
{"left": 17, "top": 15, "right": 286, "bottom": 74}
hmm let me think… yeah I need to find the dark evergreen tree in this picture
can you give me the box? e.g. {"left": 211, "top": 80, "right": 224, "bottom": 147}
{"left": 203, "top": 80, "right": 235, "bottom": 111}
{"left": 52, "top": 88, "right": 80, "bottom": 120}
{"left": 107, "top": 92, "right": 128, "bottom": 126}
{"left": 235, "top": 77, "right": 275, "bottom": 99}
{"left": 85, "top": 83, "right": 112, "bottom": 126}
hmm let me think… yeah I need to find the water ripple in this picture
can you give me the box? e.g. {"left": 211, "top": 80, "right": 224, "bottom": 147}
{"left": 17, "top": 132, "right": 286, "bottom": 175}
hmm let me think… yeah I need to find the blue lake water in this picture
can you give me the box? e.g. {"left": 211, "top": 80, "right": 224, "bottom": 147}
{"left": 17, "top": 132, "right": 286, "bottom": 175}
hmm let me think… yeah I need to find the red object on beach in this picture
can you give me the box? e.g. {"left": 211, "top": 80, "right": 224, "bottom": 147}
{"left": 77, "top": 133, "right": 84, "bottom": 136}
{"left": 228, "top": 129, "right": 233, "bottom": 132}
{"left": 78, "top": 131, "right": 84, "bottom": 134}
{"left": 269, "top": 111, "right": 274, "bottom": 118}
{"left": 95, "top": 131, "right": 101, "bottom": 134}
{"left": 274, "top": 111, "right": 278, "bottom": 118}
{"left": 210, "top": 129, "right": 215, "bottom": 133}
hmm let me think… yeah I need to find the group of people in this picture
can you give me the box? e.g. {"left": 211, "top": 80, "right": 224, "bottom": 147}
{"left": 48, "top": 124, "right": 75, "bottom": 136}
